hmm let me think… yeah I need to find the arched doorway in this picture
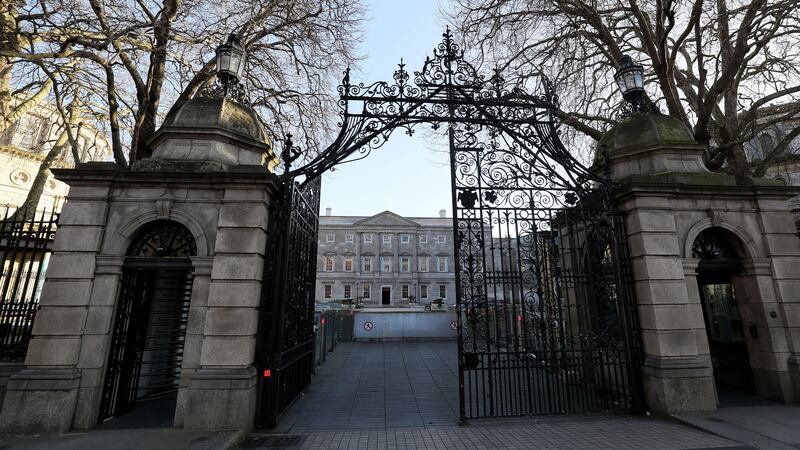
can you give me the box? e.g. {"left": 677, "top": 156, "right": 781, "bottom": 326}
{"left": 691, "top": 227, "right": 755, "bottom": 394}
{"left": 98, "top": 220, "right": 197, "bottom": 425}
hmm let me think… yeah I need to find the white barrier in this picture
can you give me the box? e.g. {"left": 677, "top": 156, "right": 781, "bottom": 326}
{"left": 353, "top": 310, "right": 458, "bottom": 340}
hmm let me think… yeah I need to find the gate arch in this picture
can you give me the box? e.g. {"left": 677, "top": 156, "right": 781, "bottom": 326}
{"left": 261, "top": 29, "right": 643, "bottom": 425}
{"left": 99, "top": 219, "right": 196, "bottom": 424}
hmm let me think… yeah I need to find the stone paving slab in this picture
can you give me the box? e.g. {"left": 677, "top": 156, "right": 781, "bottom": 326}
{"left": 275, "top": 341, "right": 460, "bottom": 433}
{"left": 1, "top": 428, "right": 242, "bottom": 450}
{"left": 263, "top": 341, "right": 742, "bottom": 449}
{"left": 242, "top": 416, "right": 742, "bottom": 449}
{"left": 676, "top": 404, "right": 800, "bottom": 449}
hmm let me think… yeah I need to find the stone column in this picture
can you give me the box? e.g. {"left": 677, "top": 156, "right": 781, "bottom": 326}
{"left": 621, "top": 197, "right": 717, "bottom": 414}
{"left": 174, "top": 256, "right": 213, "bottom": 427}
{"left": 71, "top": 255, "right": 124, "bottom": 429}
{"left": 181, "top": 188, "right": 268, "bottom": 431}
{"left": 0, "top": 181, "right": 111, "bottom": 434}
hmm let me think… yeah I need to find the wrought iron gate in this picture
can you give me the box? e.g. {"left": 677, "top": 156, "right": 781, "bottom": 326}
{"left": 0, "top": 207, "right": 57, "bottom": 361}
{"left": 272, "top": 29, "right": 643, "bottom": 423}
{"left": 99, "top": 220, "right": 197, "bottom": 422}
{"left": 99, "top": 263, "right": 193, "bottom": 422}
{"left": 257, "top": 177, "right": 321, "bottom": 428}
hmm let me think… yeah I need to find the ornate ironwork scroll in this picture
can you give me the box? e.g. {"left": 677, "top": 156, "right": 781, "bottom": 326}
{"left": 265, "top": 29, "right": 643, "bottom": 424}
{"left": 257, "top": 176, "right": 321, "bottom": 428}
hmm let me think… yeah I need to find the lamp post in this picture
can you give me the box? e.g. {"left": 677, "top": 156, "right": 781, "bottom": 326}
{"left": 214, "top": 34, "right": 246, "bottom": 97}
{"left": 614, "top": 55, "right": 647, "bottom": 113}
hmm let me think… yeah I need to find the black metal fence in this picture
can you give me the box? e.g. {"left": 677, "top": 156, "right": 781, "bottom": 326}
{"left": 257, "top": 177, "right": 321, "bottom": 429}
{"left": 0, "top": 207, "right": 58, "bottom": 361}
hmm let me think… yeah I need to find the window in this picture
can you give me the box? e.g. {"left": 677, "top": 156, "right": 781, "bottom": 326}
{"left": 325, "top": 256, "right": 334, "bottom": 272}
{"left": 344, "top": 256, "right": 353, "bottom": 272}
{"left": 14, "top": 115, "right": 45, "bottom": 150}
{"left": 420, "top": 285, "right": 428, "bottom": 299}
{"left": 400, "top": 234, "right": 410, "bottom": 244}
{"left": 437, "top": 256, "right": 448, "bottom": 272}
{"left": 324, "top": 285, "right": 332, "bottom": 299}
{"left": 439, "top": 284, "right": 447, "bottom": 299}
{"left": 435, "top": 235, "right": 446, "bottom": 244}
{"left": 419, "top": 235, "right": 428, "bottom": 244}
{"left": 418, "top": 257, "right": 429, "bottom": 272}
{"left": 364, "top": 234, "right": 373, "bottom": 243}
{"left": 344, "top": 284, "right": 351, "bottom": 299}
{"left": 345, "top": 234, "right": 354, "bottom": 243}
{"left": 383, "top": 234, "right": 392, "bottom": 244}
{"left": 401, "top": 284, "right": 409, "bottom": 298}
{"left": 380, "top": 256, "right": 392, "bottom": 272}
{"left": 400, "top": 256, "right": 410, "bottom": 272}
{"left": 363, "top": 285, "right": 371, "bottom": 299}
{"left": 362, "top": 256, "right": 373, "bottom": 272}
{"left": 326, "top": 234, "right": 335, "bottom": 243}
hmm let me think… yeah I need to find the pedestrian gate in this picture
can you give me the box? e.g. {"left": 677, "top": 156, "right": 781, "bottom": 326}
{"left": 257, "top": 177, "right": 321, "bottom": 428}
{"left": 260, "top": 29, "right": 644, "bottom": 425}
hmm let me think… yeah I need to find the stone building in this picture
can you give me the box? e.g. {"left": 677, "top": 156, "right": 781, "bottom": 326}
{"left": 743, "top": 111, "right": 800, "bottom": 225}
{"left": 0, "top": 103, "right": 111, "bottom": 211}
{"left": 598, "top": 111, "right": 800, "bottom": 414}
{"left": 316, "top": 210, "right": 456, "bottom": 306}
{"left": 0, "top": 94, "right": 279, "bottom": 434}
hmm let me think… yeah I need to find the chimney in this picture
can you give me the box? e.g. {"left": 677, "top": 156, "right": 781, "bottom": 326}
{"left": 325, "top": 207, "right": 332, "bottom": 216}
{"left": 439, "top": 209, "right": 446, "bottom": 218}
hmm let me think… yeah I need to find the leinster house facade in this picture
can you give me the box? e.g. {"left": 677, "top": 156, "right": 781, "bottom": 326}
{"left": 315, "top": 210, "right": 456, "bottom": 306}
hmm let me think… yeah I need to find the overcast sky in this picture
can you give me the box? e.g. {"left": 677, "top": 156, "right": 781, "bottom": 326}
{"left": 317, "top": 0, "right": 453, "bottom": 218}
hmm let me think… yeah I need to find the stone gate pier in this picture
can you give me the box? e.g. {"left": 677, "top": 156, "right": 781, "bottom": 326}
{"left": 0, "top": 95, "right": 278, "bottom": 434}
{"left": 600, "top": 112, "right": 800, "bottom": 415}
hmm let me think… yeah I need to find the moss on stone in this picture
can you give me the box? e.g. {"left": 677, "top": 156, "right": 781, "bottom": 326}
{"left": 595, "top": 112, "right": 697, "bottom": 166}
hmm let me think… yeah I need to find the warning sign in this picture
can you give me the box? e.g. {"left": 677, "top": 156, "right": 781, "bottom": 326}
{"left": 450, "top": 320, "right": 458, "bottom": 330}
{"left": 363, "top": 321, "right": 374, "bottom": 331}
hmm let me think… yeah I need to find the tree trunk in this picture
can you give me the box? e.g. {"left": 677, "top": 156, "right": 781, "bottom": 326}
{"left": 10, "top": 92, "right": 81, "bottom": 221}
{"left": 131, "top": 0, "right": 180, "bottom": 161}
{"left": 0, "top": 3, "right": 18, "bottom": 133}
{"left": 10, "top": 142, "right": 64, "bottom": 221}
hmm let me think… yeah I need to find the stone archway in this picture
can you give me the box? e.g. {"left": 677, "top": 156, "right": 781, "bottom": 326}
{"left": 98, "top": 220, "right": 197, "bottom": 426}
{"left": 690, "top": 227, "right": 756, "bottom": 398}
{"left": 686, "top": 223, "right": 794, "bottom": 404}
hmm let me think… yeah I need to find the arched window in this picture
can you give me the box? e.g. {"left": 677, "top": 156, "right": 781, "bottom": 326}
{"left": 127, "top": 220, "right": 197, "bottom": 257}
{"left": 691, "top": 227, "right": 739, "bottom": 261}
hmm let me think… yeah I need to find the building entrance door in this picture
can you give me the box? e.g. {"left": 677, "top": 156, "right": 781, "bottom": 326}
{"left": 698, "top": 274, "right": 755, "bottom": 392}
{"left": 99, "top": 220, "right": 197, "bottom": 424}
{"left": 381, "top": 287, "right": 391, "bottom": 305}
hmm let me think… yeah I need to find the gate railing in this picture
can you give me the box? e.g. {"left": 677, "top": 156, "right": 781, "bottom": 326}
{"left": 0, "top": 206, "right": 58, "bottom": 361}
{"left": 257, "top": 177, "right": 321, "bottom": 428}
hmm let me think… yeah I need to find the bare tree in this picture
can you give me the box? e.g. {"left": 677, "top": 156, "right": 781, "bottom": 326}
{"left": 448, "top": 0, "right": 800, "bottom": 180}
{"left": 1, "top": 0, "right": 363, "bottom": 211}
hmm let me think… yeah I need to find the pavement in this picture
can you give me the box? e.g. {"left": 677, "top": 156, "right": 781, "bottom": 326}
{"left": 0, "top": 428, "right": 242, "bottom": 450}
{"left": 241, "top": 415, "right": 742, "bottom": 449}
{"left": 675, "top": 387, "right": 800, "bottom": 450}
{"left": 4, "top": 341, "right": 800, "bottom": 449}
{"left": 274, "top": 341, "right": 459, "bottom": 432}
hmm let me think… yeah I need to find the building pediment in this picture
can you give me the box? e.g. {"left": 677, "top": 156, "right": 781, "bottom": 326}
{"left": 354, "top": 210, "right": 420, "bottom": 228}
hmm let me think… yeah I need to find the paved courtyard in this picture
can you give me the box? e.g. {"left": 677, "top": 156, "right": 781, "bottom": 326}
{"left": 256, "top": 341, "right": 741, "bottom": 449}
{"left": 274, "top": 341, "right": 460, "bottom": 432}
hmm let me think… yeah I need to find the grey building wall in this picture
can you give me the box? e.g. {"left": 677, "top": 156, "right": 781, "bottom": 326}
{"left": 315, "top": 210, "right": 456, "bottom": 306}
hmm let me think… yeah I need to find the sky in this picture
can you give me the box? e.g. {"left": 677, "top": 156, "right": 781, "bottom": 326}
{"left": 317, "top": 0, "right": 453, "bottom": 218}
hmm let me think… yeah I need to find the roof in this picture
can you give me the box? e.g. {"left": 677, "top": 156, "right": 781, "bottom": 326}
{"left": 319, "top": 210, "right": 451, "bottom": 228}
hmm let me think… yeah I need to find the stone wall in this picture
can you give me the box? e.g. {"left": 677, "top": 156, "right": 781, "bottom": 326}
{"left": 0, "top": 163, "right": 279, "bottom": 434}
{"left": 615, "top": 174, "right": 800, "bottom": 414}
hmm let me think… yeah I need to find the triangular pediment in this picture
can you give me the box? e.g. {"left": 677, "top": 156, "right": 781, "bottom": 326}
{"left": 354, "top": 211, "right": 420, "bottom": 227}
